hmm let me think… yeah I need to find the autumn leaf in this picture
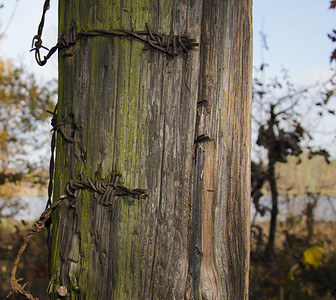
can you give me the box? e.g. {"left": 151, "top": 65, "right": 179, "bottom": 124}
{"left": 302, "top": 246, "right": 323, "bottom": 268}
{"left": 330, "top": 0, "right": 336, "bottom": 9}
{"left": 328, "top": 31, "right": 336, "bottom": 42}
{"left": 289, "top": 263, "right": 300, "bottom": 280}
{"left": 330, "top": 48, "right": 336, "bottom": 62}
{"left": 301, "top": 286, "right": 313, "bottom": 296}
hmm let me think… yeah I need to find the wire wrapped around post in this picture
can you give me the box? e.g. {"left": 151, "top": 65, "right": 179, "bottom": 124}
{"left": 7, "top": 176, "right": 147, "bottom": 299}
{"left": 31, "top": 0, "right": 199, "bottom": 66}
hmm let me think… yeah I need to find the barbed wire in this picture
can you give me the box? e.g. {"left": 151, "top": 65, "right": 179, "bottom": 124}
{"left": 46, "top": 105, "right": 74, "bottom": 209}
{"left": 7, "top": 175, "right": 147, "bottom": 299}
{"left": 31, "top": 0, "right": 198, "bottom": 66}
{"left": 7, "top": 100, "right": 147, "bottom": 299}
{"left": 8, "top": 0, "right": 197, "bottom": 297}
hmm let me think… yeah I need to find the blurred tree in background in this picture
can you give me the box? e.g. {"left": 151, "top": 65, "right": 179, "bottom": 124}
{"left": 0, "top": 55, "right": 55, "bottom": 297}
{"left": 1, "top": 0, "right": 336, "bottom": 298}
{"left": 329, "top": 0, "right": 336, "bottom": 62}
{"left": 252, "top": 65, "right": 331, "bottom": 260}
{"left": 249, "top": 1, "right": 336, "bottom": 294}
{"left": 0, "top": 219, "right": 49, "bottom": 299}
{"left": 0, "top": 57, "right": 56, "bottom": 218}
{"left": 250, "top": 64, "right": 336, "bottom": 298}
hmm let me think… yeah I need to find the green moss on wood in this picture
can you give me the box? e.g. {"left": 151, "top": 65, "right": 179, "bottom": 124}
{"left": 52, "top": 0, "right": 156, "bottom": 298}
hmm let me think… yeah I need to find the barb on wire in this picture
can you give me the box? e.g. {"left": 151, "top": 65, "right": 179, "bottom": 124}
{"left": 31, "top": 0, "right": 198, "bottom": 66}
{"left": 46, "top": 105, "right": 74, "bottom": 209}
{"left": 8, "top": 175, "right": 147, "bottom": 299}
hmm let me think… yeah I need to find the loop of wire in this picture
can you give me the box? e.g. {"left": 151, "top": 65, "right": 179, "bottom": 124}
{"left": 7, "top": 102, "right": 146, "bottom": 298}
{"left": 31, "top": 0, "right": 198, "bottom": 66}
{"left": 7, "top": 176, "right": 147, "bottom": 299}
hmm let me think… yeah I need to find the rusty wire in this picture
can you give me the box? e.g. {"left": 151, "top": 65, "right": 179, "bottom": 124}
{"left": 8, "top": 104, "right": 146, "bottom": 298}
{"left": 7, "top": 176, "right": 147, "bottom": 299}
{"left": 31, "top": 0, "right": 199, "bottom": 66}
{"left": 9, "top": 0, "right": 180, "bottom": 296}
{"left": 46, "top": 105, "right": 74, "bottom": 209}
{"left": 46, "top": 105, "right": 57, "bottom": 210}
{"left": 45, "top": 105, "right": 75, "bottom": 280}
{"left": 7, "top": 197, "right": 63, "bottom": 300}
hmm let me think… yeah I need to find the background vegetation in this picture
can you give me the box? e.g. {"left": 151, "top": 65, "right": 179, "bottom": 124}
{"left": 0, "top": 53, "right": 53, "bottom": 298}
{"left": 249, "top": 2, "right": 336, "bottom": 298}
{"left": 0, "top": 1, "right": 336, "bottom": 299}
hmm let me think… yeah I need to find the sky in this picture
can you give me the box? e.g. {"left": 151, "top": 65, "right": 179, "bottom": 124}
{"left": 0, "top": 0, "right": 334, "bottom": 82}
{"left": 0, "top": 0, "right": 336, "bottom": 154}
{"left": 253, "top": 0, "right": 336, "bottom": 157}
{"left": 254, "top": 0, "right": 335, "bottom": 83}
{"left": 0, "top": 0, "right": 58, "bottom": 81}
{"left": 0, "top": 0, "right": 334, "bottom": 83}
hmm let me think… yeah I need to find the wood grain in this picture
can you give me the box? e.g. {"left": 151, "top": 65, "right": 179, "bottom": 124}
{"left": 51, "top": 0, "right": 252, "bottom": 299}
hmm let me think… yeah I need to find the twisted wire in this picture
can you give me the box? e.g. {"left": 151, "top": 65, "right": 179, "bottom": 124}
{"left": 8, "top": 177, "right": 147, "bottom": 299}
{"left": 31, "top": 0, "right": 198, "bottom": 66}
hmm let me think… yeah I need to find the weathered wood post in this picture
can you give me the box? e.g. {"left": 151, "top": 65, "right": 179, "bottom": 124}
{"left": 51, "top": 0, "right": 252, "bottom": 299}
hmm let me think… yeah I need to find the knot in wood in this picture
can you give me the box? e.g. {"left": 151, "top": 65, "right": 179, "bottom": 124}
{"left": 57, "top": 286, "right": 68, "bottom": 297}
